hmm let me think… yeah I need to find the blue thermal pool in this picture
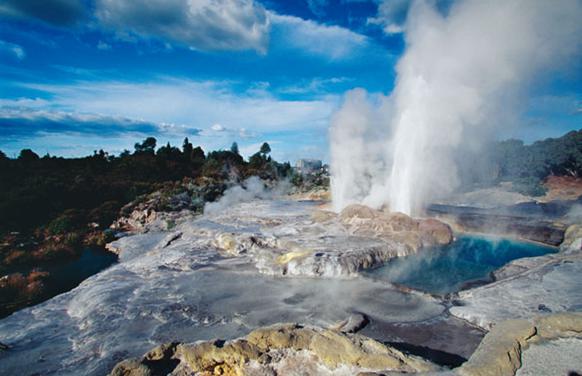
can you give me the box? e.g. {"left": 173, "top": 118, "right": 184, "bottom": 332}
{"left": 365, "top": 235, "right": 558, "bottom": 295}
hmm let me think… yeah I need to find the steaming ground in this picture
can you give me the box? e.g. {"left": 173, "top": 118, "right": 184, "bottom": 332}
{"left": 1, "top": 196, "right": 581, "bottom": 375}
{"left": 330, "top": 0, "right": 582, "bottom": 215}
{"left": 0, "top": 199, "right": 448, "bottom": 376}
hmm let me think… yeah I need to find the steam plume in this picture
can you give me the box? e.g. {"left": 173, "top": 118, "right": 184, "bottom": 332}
{"left": 330, "top": 0, "right": 582, "bottom": 215}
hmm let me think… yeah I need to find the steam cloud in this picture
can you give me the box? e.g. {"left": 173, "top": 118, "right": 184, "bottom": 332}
{"left": 204, "top": 177, "right": 291, "bottom": 214}
{"left": 331, "top": 0, "right": 582, "bottom": 215}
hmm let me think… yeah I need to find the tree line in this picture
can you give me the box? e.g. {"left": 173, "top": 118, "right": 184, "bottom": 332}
{"left": 0, "top": 137, "right": 291, "bottom": 250}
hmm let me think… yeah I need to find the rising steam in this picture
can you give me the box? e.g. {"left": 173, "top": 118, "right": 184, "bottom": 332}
{"left": 331, "top": 0, "right": 582, "bottom": 215}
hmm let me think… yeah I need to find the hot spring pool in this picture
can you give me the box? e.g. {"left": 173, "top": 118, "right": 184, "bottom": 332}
{"left": 365, "top": 235, "right": 558, "bottom": 295}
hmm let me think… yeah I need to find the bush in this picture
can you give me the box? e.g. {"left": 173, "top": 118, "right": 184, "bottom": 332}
{"left": 46, "top": 210, "right": 84, "bottom": 235}
{"left": 510, "top": 177, "right": 548, "bottom": 197}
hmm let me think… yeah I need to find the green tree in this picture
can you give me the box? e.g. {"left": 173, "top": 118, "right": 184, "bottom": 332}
{"left": 183, "top": 137, "right": 193, "bottom": 156}
{"left": 230, "top": 142, "right": 239, "bottom": 155}
{"left": 134, "top": 137, "right": 157, "bottom": 154}
{"left": 191, "top": 146, "right": 205, "bottom": 162}
{"left": 18, "top": 149, "right": 39, "bottom": 162}
{"left": 260, "top": 142, "right": 271, "bottom": 155}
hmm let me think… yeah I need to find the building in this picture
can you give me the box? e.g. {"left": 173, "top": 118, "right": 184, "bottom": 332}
{"left": 295, "top": 159, "right": 323, "bottom": 175}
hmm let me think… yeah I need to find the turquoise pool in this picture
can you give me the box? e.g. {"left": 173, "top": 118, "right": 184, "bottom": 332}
{"left": 365, "top": 235, "right": 558, "bottom": 295}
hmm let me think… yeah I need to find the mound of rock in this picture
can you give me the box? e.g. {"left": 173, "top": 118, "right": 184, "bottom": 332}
{"left": 209, "top": 204, "right": 453, "bottom": 278}
{"left": 110, "top": 323, "right": 439, "bottom": 376}
{"left": 110, "top": 178, "right": 226, "bottom": 233}
{"left": 337, "top": 204, "right": 453, "bottom": 252}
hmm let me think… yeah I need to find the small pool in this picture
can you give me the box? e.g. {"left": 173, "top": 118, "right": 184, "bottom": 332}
{"left": 365, "top": 235, "right": 558, "bottom": 295}
{"left": 0, "top": 247, "right": 117, "bottom": 318}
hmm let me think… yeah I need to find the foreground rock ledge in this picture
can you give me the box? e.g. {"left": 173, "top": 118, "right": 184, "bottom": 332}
{"left": 110, "top": 313, "right": 582, "bottom": 376}
{"left": 109, "top": 323, "right": 439, "bottom": 376}
{"left": 458, "top": 312, "right": 582, "bottom": 376}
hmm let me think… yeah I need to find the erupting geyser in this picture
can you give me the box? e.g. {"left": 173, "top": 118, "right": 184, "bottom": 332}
{"left": 330, "top": 0, "right": 582, "bottom": 215}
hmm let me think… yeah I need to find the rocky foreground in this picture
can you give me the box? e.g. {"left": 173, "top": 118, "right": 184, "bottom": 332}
{"left": 111, "top": 312, "right": 582, "bottom": 376}
{"left": 106, "top": 199, "right": 582, "bottom": 376}
{"left": 0, "top": 196, "right": 581, "bottom": 376}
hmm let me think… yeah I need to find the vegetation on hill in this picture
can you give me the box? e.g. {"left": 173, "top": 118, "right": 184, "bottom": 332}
{"left": 0, "top": 137, "right": 292, "bottom": 316}
{"left": 459, "top": 129, "right": 582, "bottom": 196}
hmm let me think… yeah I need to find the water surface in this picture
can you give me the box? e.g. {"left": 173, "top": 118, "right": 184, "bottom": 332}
{"left": 366, "top": 235, "right": 557, "bottom": 295}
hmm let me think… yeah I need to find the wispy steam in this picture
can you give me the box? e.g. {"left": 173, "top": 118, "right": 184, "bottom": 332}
{"left": 204, "top": 177, "right": 291, "bottom": 215}
{"left": 331, "top": 0, "right": 582, "bottom": 215}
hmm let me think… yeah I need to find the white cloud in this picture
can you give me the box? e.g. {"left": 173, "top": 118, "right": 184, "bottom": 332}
{"left": 279, "top": 77, "right": 352, "bottom": 95}
{"left": 95, "top": 0, "right": 270, "bottom": 53}
{"left": 367, "top": 0, "right": 410, "bottom": 35}
{"left": 305, "top": 0, "right": 328, "bottom": 17}
{"left": 0, "top": 40, "right": 25, "bottom": 59}
{"left": 21, "top": 78, "right": 340, "bottom": 135}
{"left": 0, "top": 108, "right": 184, "bottom": 138}
{"left": 270, "top": 13, "right": 367, "bottom": 60}
{"left": 0, "top": 0, "right": 85, "bottom": 26}
{"left": 97, "top": 40, "right": 111, "bottom": 50}
{"left": 210, "top": 123, "right": 226, "bottom": 132}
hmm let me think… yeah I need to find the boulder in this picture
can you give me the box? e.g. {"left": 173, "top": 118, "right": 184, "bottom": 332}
{"left": 458, "top": 319, "right": 535, "bottom": 376}
{"left": 339, "top": 204, "right": 379, "bottom": 222}
{"left": 329, "top": 313, "right": 369, "bottom": 334}
{"left": 109, "top": 323, "right": 439, "bottom": 375}
{"left": 311, "top": 209, "right": 337, "bottom": 223}
{"left": 459, "top": 313, "right": 582, "bottom": 376}
{"left": 339, "top": 204, "right": 453, "bottom": 252}
{"left": 418, "top": 218, "right": 454, "bottom": 245}
{"left": 561, "top": 224, "right": 582, "bottom": 253}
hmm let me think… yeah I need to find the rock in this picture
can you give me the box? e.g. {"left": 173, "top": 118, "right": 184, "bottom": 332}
{"left": 561, "top": 224, "right": 582, "bottom": 253}
{"left": 339, "top": 204, "right": 453, "bottom": 252}
{"left": 329, "top": 313, "right": 369, "bottom": 334}
{"left": 534, "top": 312, "right": 582, "bottom": 339}
{"left": 0, "top": 342, "right": 9, "bottom": 351}
{"left": 289, "top": 187, "right": 331, "bottom": 201}
{"left": 426, "top": 204, "right": 567, "bottom": 246}
{"left": 109, "top": 359, "right": 152, "bottom": 376}
{"left": 339, "top": 204, "right": 381, "bottom": 222}
{"left": 450, "top": 246, "right": 582, "bottom": 329}
{"left": 179, "top": 339, "right": 262, "bottom": 375}
{"left": 206, "top": 203, "right": 452, "bottom": 278}
{"left": 214, "top": 233, "right": 238, "bottom": 255}
{"left": 418, "top": 218, "right": 454, "bottom": 245}
{"left": 311, "top": 209, "right": 336, "bottom": 223}
{"left": 109, "top": 178, "right": 226, "bottom": 234}
{"left": 109, "top": 323, "right": 440, "bottom": 375}
{"left": 458, "top": 313, "right": 582, "bottom": 376}
{"left": 516, "top": 337, "right": 582, "bottom": 376}
{"left": 458, "top": 319, "right": 536, "bottom": 376}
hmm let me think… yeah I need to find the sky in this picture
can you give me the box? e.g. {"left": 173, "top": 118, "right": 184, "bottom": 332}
{"left": 0, "top": 0, "right": 580, "bottom": 163}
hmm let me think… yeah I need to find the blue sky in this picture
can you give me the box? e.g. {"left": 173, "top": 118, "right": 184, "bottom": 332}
{"left": 0, "top": 0, "right": 580, "bottom": 162}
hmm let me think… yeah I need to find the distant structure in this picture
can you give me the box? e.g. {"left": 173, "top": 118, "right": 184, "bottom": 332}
{"left": 296, "top": 159, "right": 323, "bottom": 175}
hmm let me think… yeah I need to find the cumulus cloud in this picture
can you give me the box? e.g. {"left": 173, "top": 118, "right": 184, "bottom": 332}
{"left": 0, "top": 40, "right": 25, "bottom": 59}
{"left": 0, "top": 0, "right": 85, "bottom": 26}
{"left": 270, "top": 13, "right": 367, "bottom": 60}
{"left": 0, "top": 109, "right": 200, "bottom": 138}
{"left": 95, "top": 0, "right": 270, "bottom": 53}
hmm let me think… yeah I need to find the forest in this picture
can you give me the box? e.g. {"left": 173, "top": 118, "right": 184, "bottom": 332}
{"left": 0, "top": 138, "right": 291, "bottom": 271}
